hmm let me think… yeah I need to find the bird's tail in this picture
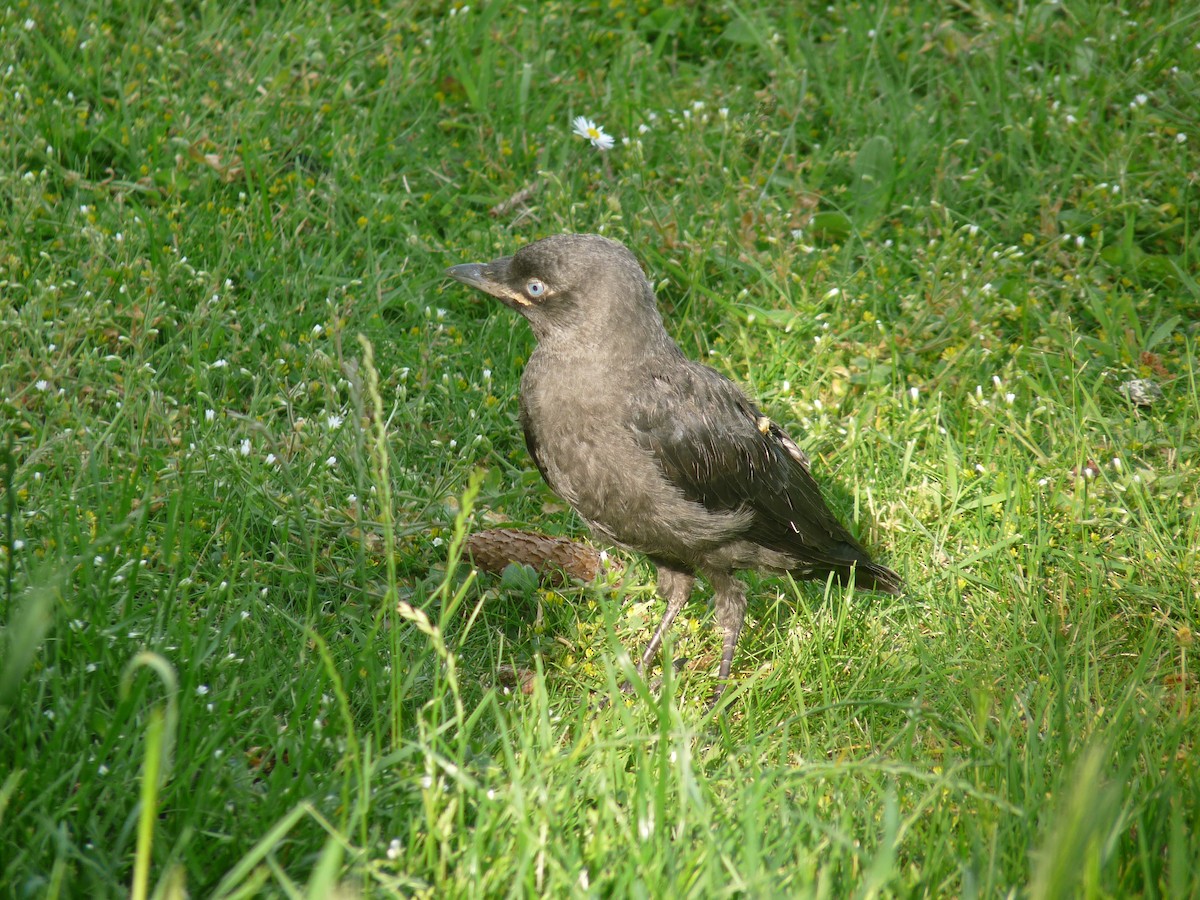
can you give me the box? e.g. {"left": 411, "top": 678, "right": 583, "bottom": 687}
{"left": 796, "top": 556, "right": 902, "bottom": 600}
{"left": 849, "top": 561, "right": 903, "bottom": 595}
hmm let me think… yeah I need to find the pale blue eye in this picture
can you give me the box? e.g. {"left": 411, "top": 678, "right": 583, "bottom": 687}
{"left": 526, "top": 279, "right": 545, "bottom": 297}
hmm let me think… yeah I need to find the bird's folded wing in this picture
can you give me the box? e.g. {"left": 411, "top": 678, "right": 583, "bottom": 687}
{"left": 628, "top": 365, "right": 862, "bottom": 555}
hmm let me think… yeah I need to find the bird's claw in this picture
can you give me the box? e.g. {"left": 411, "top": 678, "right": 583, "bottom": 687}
{"left": 614, "top": 656, "right": 690, "bottom": 701}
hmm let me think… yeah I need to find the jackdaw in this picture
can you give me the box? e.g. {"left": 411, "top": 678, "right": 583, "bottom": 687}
{"left": 447, "top": 233, "right": 901, "bottom": 705}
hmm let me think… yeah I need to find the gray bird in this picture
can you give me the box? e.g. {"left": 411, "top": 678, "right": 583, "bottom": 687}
{"left": 447, "top": 233, "right": 901, "bottom": 706}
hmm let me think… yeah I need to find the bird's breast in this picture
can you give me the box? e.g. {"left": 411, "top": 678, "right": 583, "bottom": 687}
{"left": 519, "top": 369, "right": 643, "bottom": 515}
{"left": 518, "top": 355, "right": 751, "bottom": 565}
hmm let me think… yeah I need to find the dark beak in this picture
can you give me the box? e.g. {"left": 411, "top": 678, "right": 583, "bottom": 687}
{"left": 445, "top": 263, "right": 490, "bottom": 290}
{"left": 445, "top": 256, "right": 529, "bottom": 307}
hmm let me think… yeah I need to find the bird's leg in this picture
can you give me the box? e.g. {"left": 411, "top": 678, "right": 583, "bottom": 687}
{"left": 707, "top": 573, "right": 748, "bottom": 709}
{"left": 639, "top": 566, "right": 696, "bottom": 672}
{"left": 620, "top": 565, "right": 694, "bottom": 693}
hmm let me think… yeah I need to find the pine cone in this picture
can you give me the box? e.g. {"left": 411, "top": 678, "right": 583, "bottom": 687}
{"left": 465, "top": 528, "right": 614, "bottom": 585}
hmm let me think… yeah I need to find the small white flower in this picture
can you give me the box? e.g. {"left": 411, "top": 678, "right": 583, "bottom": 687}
{"left": 909, "top": 386, "right": 919, "bottom": 402}
{"left": 1176, "top": 133, "right": 1187, "bottom": 143}
{"left": 326, "top": 455, "right": 338, "bottom": 467}
{"left": 210, "top": 359, "right": 229, "bottom": 369}
{"left": 12, "top": 539, "right": 24, "bottom": 550}
{"left": 196, "top": 684, "right": 210, "bottom": 696}
{"left": 387, "top": 838, "right": 402, "bottom": 860}
{"left": 638, "top": 811, "right": 655, "bottom": 840}
{"left": 35, "top": 380, "right": 49, "bottom": 391}
{"left": 1075, "top": 234, "right": 1086, "bottom": 248}
{"left": 205, "top": 408, "right": 216, "bottom": 422}
{"left": 326, "top": 414, "right": 343, "bottom": 430}
{"left": 265, "top": 453, "right": 277, "bottom": 465}
{"left": 572, "top": 115, "right": 615, "bottom": 151}
{"left": 239, "top": 439, "right": 251, "bottom": 456}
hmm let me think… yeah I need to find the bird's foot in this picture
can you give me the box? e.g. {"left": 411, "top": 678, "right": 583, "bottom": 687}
{"left": 704, "top": 681, "right": 730, "bottom": 713}
{"left": 615, "top": 657, "right": 689, "bottom": 699}
{"left": 645, "top": 656, "right": 689, "bottom": 694}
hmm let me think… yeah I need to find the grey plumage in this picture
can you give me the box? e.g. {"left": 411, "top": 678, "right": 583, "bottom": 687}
{"left": 447, "top": 233, "right": 901, "bottom": 705}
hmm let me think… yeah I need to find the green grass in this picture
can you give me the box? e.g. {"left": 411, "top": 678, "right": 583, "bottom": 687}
{"left": 2, "top": 0, "right": 1198, "bottom": 896}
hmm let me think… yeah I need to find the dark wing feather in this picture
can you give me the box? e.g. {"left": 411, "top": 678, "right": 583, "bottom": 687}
{"left": 630, "top": 362, "right": 900, "bottom": 591}
{"left": 519, "top": 404, "right": 552, "bottom": 486}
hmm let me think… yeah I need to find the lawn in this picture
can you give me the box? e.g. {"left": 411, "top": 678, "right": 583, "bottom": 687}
{"left": 1, "top": 1, "right": 1197, "bottom": 896}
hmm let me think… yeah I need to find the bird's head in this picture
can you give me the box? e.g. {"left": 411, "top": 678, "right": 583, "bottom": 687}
{"left": 446, "top": 233, "right": 663, "bottom": 343}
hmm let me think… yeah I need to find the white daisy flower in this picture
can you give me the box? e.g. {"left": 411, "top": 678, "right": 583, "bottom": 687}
{"left": 572, "top": 115, "right": 615, "bottom": 151}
